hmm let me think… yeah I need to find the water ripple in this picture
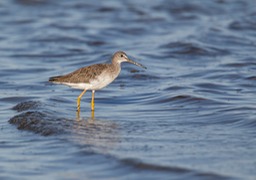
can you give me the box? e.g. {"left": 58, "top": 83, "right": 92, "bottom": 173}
{"left": 1, "top": 0, "right": 256, "bottom": 179}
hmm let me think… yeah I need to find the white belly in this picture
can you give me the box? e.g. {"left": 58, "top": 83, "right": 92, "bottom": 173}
{"left": 89, "top": 70, "right": 119, "bottom": 90}
{"left": 61, "top": 82, "right": 93, "bottom": 90}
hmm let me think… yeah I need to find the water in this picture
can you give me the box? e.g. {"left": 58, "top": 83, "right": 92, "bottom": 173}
{"left": 0, "top": 0, "right": 256, "bottom": 179}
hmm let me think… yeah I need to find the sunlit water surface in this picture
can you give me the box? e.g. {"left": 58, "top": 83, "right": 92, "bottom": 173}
{"left": 0, "top": 0, "right": 256, "bottom": 179}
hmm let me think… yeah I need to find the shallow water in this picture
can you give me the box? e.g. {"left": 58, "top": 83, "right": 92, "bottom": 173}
{"left": 1, "top": 0, "right": 256, "bottom": 179}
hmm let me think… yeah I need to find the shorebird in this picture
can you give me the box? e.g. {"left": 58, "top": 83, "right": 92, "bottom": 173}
{"left": 49, "top": 51, "right": 146, "bottom": 112}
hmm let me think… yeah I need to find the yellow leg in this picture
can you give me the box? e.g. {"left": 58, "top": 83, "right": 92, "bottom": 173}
{"left": 91, "top": 90, "right": 95, "bottom": 111}
{"left": 77, "top": 89, "right": 87, "bottom": 111}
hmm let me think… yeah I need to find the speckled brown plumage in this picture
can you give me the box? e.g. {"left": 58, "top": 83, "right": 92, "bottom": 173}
{"left": 49, "top": 64, "right": 111, "bottom": 83}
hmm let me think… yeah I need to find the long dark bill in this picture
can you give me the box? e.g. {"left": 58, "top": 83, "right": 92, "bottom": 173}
{"left": 127, "top": 59, "right": 147, "bottom": 69}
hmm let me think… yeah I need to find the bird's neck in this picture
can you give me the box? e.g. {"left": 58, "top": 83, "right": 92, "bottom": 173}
{"left": 112, "top": 60, "right": 121, "bottom": 69}
{"left": 111, "top": 61, "right": 121, "bottom": 74}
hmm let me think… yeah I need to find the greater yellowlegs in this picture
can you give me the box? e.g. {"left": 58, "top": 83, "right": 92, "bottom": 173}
{"left": 49, "top": 51, "right": 146, "bottom": 111}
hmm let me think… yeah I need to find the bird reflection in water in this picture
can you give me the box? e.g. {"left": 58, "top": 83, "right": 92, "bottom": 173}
{"left": 72, "top": 111, "right": 119, "bottom": 154}
{"left": 76, "top": 109, "right": 95, "bottom": 121}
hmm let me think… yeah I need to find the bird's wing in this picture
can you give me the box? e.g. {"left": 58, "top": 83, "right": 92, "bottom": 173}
{"left": 50, "top": 64, "right": 109, "bottom": 84}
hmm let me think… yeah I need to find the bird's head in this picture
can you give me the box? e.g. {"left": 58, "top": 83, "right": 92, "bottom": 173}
{"left": 112, "top": 51, "right": 147, "bottom": 69}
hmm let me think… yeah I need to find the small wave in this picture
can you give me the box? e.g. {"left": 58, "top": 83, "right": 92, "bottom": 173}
{"left": 160, "top": 42, "right": 229, "bottom": 57}
{"left": 246, "top": 76, "right": 256, "bottom": 80}
{"left": 15, "top": 0, "right": 49, "bottom": 6}
{"left": 222, "top": 62, "right": 256, "bottom": 68}
{"left": 229, "top": 18, "right": 256, "bottom": 31}
{"left": 194, "top": 82, "right": 231, "bottom": 91}
{"left": 143, "top": 93, "right": 223, "bottom": 107}
{"left": 121, "top": 158, "right": 232, "bottom": 180}
{"left": 215, "top": 106, "right": 256, "bottom": 129}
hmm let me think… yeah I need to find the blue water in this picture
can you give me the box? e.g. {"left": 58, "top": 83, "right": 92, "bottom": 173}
{"left": 0, "top": 0, "right": 256, "bottom": 179}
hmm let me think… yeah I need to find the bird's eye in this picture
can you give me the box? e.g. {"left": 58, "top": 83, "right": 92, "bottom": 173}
{"left": 121, "top": 54, "right": 123, "bottom": 57}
